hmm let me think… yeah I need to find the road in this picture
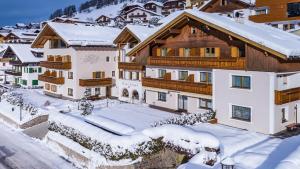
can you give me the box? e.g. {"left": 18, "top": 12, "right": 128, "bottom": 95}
{"left": 0, "top": 123, "right": 76, "bottom": 169}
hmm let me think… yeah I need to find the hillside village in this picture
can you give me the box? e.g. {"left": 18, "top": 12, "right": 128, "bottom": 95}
{"left": 1, "top": 0, "right": 300, "bottom": 169}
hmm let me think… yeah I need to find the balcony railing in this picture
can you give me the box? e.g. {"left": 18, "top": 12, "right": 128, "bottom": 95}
{"left": 39, "top": 61, "right": 71, "bottom": 69}
{"left": 38, "top": 74, "right": 65, "bottom": 85}
{"left": 79, "top": 78, "right": 112, "bottom": 87}
{"left": 142, "top": 77, "right": 212, "bottom": 95}
{"left": 4, "top": 70, "right": 22, "bottom": 76}
{"left": 118, "top": 62, "right": 144, "bottom": 71}
{"left": 148, "top": 57, "right": 246, "bottom": 70}
{"left": 275, "top": 87, "right": 300, "bottom": 105}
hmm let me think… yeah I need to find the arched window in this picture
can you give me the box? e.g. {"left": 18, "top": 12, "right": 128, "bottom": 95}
{"left": 122, "top": 89, "right": 129, "bottom": 97}
{"left": 132, "top": 90, "right": 139, "bottom": 100}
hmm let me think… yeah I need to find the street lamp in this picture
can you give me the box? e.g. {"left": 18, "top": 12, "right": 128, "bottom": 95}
{"left": 19, "top": 98, "right": 23, "bottom": 122}
{"left": 221, "top": 157, "right": 235, "bottom": 169}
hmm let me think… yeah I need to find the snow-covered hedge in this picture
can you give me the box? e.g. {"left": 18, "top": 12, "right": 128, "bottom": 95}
{"left": 152, "top": 110, "right": 216, "bottom": 127}
{"left": 49, "top": 121, "right": 219, "bottom": 164}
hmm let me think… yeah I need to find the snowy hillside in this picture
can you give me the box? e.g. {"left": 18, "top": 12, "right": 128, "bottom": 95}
{"left": 75, "top": 1, "right": 144, "bottom": 21}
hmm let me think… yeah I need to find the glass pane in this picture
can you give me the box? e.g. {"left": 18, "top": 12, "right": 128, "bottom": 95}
{"left": 243, "top": 76, "right": 251, "bottom": 89}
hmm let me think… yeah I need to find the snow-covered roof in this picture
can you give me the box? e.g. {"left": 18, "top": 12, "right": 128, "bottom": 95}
{"left": 0, "top": 33, "right": 8, "bottom": 37}
{"left": 125, "top": 25, "right": 157, "bottom": 41}
{"left": 33, "top": 22, "right": 121, "bottom": 47}
{"left": 124, "top": 6, "right": 163, "bottom": 17}
{"left": 144, "top": 1, "right": 163, "bottom": 7}
{"left": 239, "top": 0, "right": 256, "bottom": 5}
{"left": 130, "top": 9, "right": 300, "bottom": 58}
{"left": 7, "top": 44, "right": 44, "bottom": 63}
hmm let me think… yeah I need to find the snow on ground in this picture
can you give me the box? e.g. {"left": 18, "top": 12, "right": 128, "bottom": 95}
{"left": 0, "top": 123, "right": 75, "bottom": 169}
{"left": 179, "top": 123, "right": 300, "bottom": 169}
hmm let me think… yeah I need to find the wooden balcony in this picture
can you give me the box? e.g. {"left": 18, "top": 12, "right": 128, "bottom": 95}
{"left": 38, "top": 74, "right": 65, "bottom": 85}
{"left": 118, "top": 62, "right": 144, "bottom": 71}
{"left": 148, "top": 57, "right": 246, "bottom": 70}
{"left": 39, "top": 61, "right": 71, "bottom": 69}
{"left": 4, "top": 70, "right": 22, "bottom": 76}
{"left": 275, "top": 87, "right": 300, "bottom": 105}
{"left": 142, "top": 77, "right": 212, "bottom": 95}
{"left": 79, "top": 78, "right": 112, "bottom": 87}
{"left": 9, "top": 60, "right": 22, "bottom": 65}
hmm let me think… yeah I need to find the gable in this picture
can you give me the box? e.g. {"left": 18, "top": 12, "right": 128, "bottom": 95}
{"left": 114, "top": 28, "right": 140, "bottom": 44}
{"left": 127, "top": 11, "right": 289, "bottom": 59}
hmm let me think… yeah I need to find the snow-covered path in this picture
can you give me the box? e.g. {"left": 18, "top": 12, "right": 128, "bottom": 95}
{"left": 0, "top": 124, "right": 76, "bottom": 169}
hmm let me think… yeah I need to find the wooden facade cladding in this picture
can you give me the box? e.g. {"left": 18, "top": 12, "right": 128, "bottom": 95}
{"left": 38, "top": 74, "right": 65, "bottom": 85}
{"left": 275, "top": 87, "right": 300, "bottom": 105}
{"left": 148, "top": 56, "right": 246, "bottom": 69}
{"left": 79, "top": 78, "right": 112, "bottom": 87}
{"left": 9, "top": 60, "right": 23, "bottom": 66}
{"left": 118, "top": 62, "right": 144, "bottom": 71}
{"left": 201, "top": 0, "right": 251, "bottom": 13}
{"left": 249, "top": 0, "right": 300, "bottom": 23}
{"left": 39, "top": 61, "right": 71, "bottom": 69}
{"left": 142, "top": 77, "right": 212, "bottom": 95}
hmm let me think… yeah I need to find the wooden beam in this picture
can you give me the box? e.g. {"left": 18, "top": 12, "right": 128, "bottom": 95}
{"left": 154, "top": 39, "right": 166, "bottom": 44}
{"left": 169, "top": 29, "right": 181, "bottom": 34}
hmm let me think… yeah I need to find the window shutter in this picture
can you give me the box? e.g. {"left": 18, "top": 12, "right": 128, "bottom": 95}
{"left": 101, "top": 72, "right": 105, "bottom": 78}
{"left": 191, "top": 48, "right": 197, "bottom": 56}
{"left": 200, "top": 48, "right": 205, "bottom": 57}
{"left": 156, "top": 48, "right": 161, "bottom": 57}
{"left": 119, "top": 71, "right": 123, "bottom": 79}
{"left": 231, "top": 47, "right": 239, "bottom": 57}
{"left": 93, "top": 72, "right": 96, "bottom": 79}
{"left": 179, "top": 48, "right": 184, "bottom": 57}
{"left": 29, "top": 68, "right": 33, "bottom": 73}
{"left": 215, "top": 47, "right": 220, "bottom": 57}
{"left": 167, "top": 48, "right": 172, "bottom": 56}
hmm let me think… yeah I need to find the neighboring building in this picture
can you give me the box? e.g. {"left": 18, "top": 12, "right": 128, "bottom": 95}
{"left": 200, "top": 0, "right": 254, "bottom": 14}
{"left": 127, "top": 9, "right": 300, "bottom": 135}
{"left": 123, "top": 6, "right": 162, "bottom": 24}
{"left": 162, "top": 0, "right": 186, "bottom": 16}
{"left": 32, "top": 22, "right": 120, "bottom": 100}
{"left": 96, "top": 15, "right": 112, "bottom": 26}
{"left": 41, "top": 17, "right": 93, "bottom": 28}
{"left": 249, "top": 0, "right": 300, "bottom": 30}
{"left": 0, "top": 33, "right": 8, "bottom": 43}
{"left": 3, "top": 31, "right": 37, "bottom": 44}
{"left": 2, "top": 44, "right": 44, "bottom": 88}
{"left": 144, "top": 1, "right": 164, "bottom": 14}
{"left": 0, "top": 44, "right": 11, "bottom": 84}
{"left": 113, "top": 25, "right": 156, "bottom": 103}
{"left": 120, "top": 3, "right": 143, "bottom": 15}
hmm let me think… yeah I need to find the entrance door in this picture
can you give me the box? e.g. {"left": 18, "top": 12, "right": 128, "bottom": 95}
{"left": 106, "top": 86, "right": 111, "bottom": 98}
{"left": 178, "top": 95, "right": 188, "bottom": 112}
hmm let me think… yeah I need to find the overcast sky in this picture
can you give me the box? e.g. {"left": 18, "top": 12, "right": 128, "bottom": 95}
{"left": 0, "top": 0, "right": 87, "bottom": 27}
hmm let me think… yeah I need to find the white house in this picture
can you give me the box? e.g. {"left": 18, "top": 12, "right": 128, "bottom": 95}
{"left": 32, "top": 22, "right": 121, "bottom": 100}
{"left": 2, "top": 44, "right": 44, "bottom": 88}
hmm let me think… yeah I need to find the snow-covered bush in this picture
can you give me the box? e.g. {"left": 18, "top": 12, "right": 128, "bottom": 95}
{"left": 49, "top": 121, "right": 219, "bottom": 164}
{"left": 152, "top": 110, "right": 216, "bottom": 127}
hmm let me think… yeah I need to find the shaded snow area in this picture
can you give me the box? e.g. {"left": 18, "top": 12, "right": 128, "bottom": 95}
{"left": 179, "top": 123, "right": 300, "bottom": 169}
{"left": 0, "top": 123, "right": 75, "bottom": 169}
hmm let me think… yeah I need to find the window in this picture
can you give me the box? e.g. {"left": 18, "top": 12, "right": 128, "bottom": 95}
{"left": 158, "top": 69, "right": 166, "bottom": 78}
{"left": 205, "top": 48, "right": 215, "bottom": 57}
{"left": 50, "top": 39, "right": 66, "bottom": 49}
{"left": 200, "top": 72, "right": 212, "bottom": 83}
{"left": 38, "top": 67, "right": 42, "bottom": 73}
{"left": 161, "top": 48, "right": 168, "bottom": 57}
{"left": 51, "top": 85, "right": 57, "bottom": 92}
{"left": 28, "top": 68, "right": 34, "bottom": 73}
{"left": 158, "top": 92, "right": 166, "bottom": 102}
{"left": 122, "top": 89, "right": 129, "bottom": 97}
{"left": 106, "top": 56, "right": 110, "bottom": 62}
{"left": 45, "top": 83, "right": 50, "bottom": 90}
{"left": 22, "top": 80, "right": 27, "bottom": 86}
{"left": 255, "top": 8, "right": 268, "bottom": 15}
{"left": 94, "top": 71, "right": 104, "bottom": 79}
{"left": 95, "top": 88, "right": 101, "bottom": 95}
{"left": 179, "top": 71, "right": 188, "bottom": 81}
{"left": 199, "top": 98, "right": 212, "bottom": 109}
{"left": 288, "top": 2, "right": 300, "bottom": 17}
{"left": 2, "top": 63, "right": 5, "bottom": 66}
{"left": 85, "top": 88, "right": 91, "bottom": 97}
{"left": 232, "top": 105, "right": 251, "bottom": 122}
{"left": 221, "top": 0, "right": 228, "bottom": 6}
{"left": 32, "top": 80, "right": 38, "bottom": 86}
{"left": 232, "top": 75, "right": 251, "bottom": 89}
{"left": 68, "top": 72, "right": 73, "bottom": 79}
{"left": 68, "top": 88, "right": 73, "bottom": 96}
{"left": 191, "top": 27, "right": 196, "bottom": 34}
{"left": 282, "top": 108, "right": 288, "bottom": 123}
{"left": 112, "top": 71, "right": 115, "bottom": 77}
